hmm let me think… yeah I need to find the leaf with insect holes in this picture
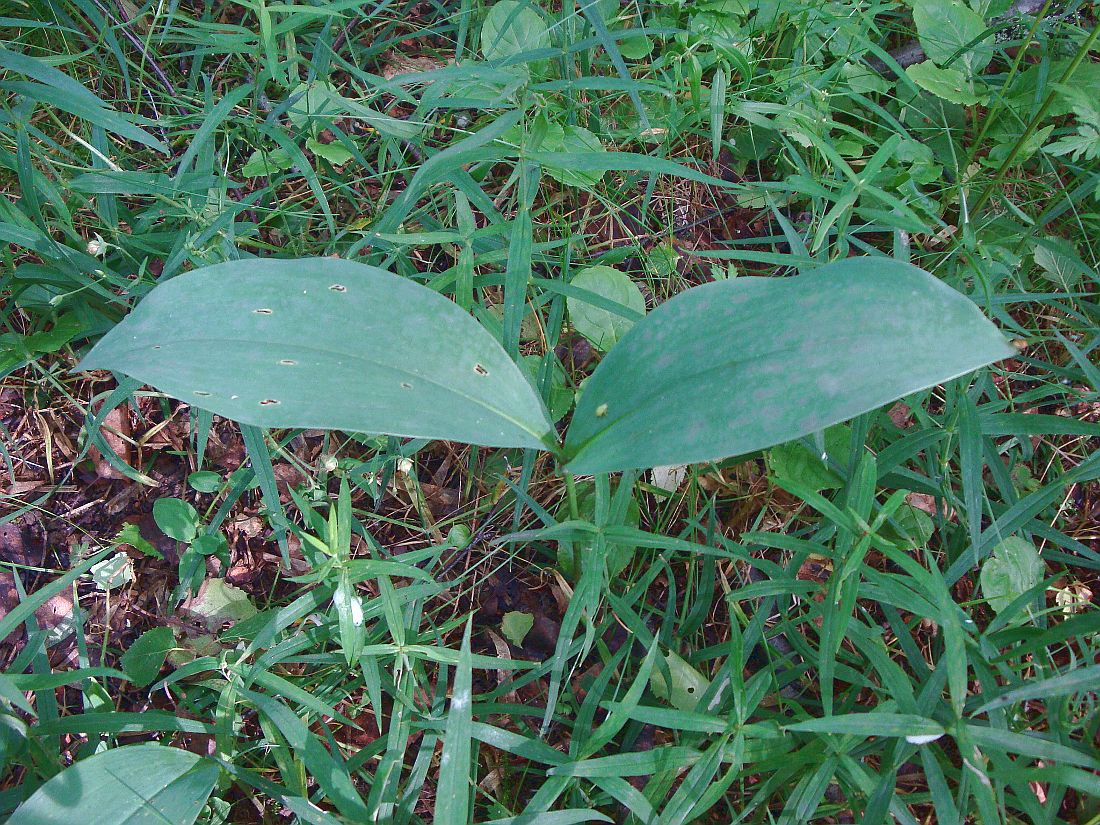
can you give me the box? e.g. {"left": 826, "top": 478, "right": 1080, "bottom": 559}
{"left": 563, "top": 258, "right": 1015, "bottom": 473}
{"left": 77, "top": 258, "right": 555, "bottom": 451}
{"left": 650, "top": 650, "right": 710, "bottom": 712}
{"left": 6, "top": 743, "right": 218, "bottom": 825}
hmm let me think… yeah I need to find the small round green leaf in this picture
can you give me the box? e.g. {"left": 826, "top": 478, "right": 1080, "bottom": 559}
{"left": 7, "top": 744, "right": 218, "bottom": 825}
{"left": 121, "top": 626, "right": 176, "bottom": 688}
{"left": 501, "top": 611, "right": 535, "bottom": 646}
{"left": 480, "top": 1, "right": 551, "bottom": 62}
{"left": 544, "top": 125, "right": 606, "bottom": 188}
{"left": 980, "top": 536, "right": 1044, "bottom": 615}
{"left": 187, "top": 470, "right": 221, "bottom": 493}
{"left": 567, "top": 266, "right": 646, "bottom": 352}
{"left": 152, "top": 497, "right": 199, "bottom": 543}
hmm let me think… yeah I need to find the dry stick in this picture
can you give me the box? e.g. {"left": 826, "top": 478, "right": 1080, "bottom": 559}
{"left": 865, "top": 0, "right": 1055, "bottom": 76}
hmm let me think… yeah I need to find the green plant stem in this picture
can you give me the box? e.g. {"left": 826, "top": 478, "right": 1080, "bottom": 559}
{"left": 971, "top": 20, "right": 1100, "bottom": 213}
{"left": 966, "top": 0, "right": 1055, "bottom": 165}
{"left": 564, "top": 472, "right": 580, "bottom": 521}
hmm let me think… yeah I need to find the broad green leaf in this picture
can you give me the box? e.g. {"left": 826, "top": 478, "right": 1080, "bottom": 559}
{"left": 882, "top": 501, "right": 935, "bottom": 547}
{"left": 6, "top": 743, "right": 218, "bottom": 825}
{"left": 501, "top": 611, "right": 534, "bottom": 646}
{"left": 543, "top": 125, "right": 606, "bottom": 188}
{"left": 307, "top": 136, "right": 354, "bottom": 166}
{"left": 180, "top": 578, "right": 258, "bottom": 629}
{"left": 121, "top": 626, "right": 176, "bottom": 688}
{"left": 287, "top": 81, "right": 343, "bottom": 128}
{"left": 151, "top": 497, "right": 199, "bottom": 543}
{"left": 1032, "top": 235, "right": 1092, "bottom": 289}
{"left": 563, "top": 258, "right": 1014, "bottom": 473}
{"left": 766, "top": 424, "right": 850, "bottom": 492}
{"left": 906, "top": 63, "right": 987, "bottom": 105}
{"left": 90, "top": 552, "right": 134, "bottom": 591}
{"left": 912, "top": 0, "right": 991, "bottom": 73}
{"left": 287, "top": 80, "right": 422, "bottom": 140}
{"left": 77, "top": 258, "right": 554, "bottom": 450}
{"left": 567, "top": 265, "right": 646, "bottom": 351}
{"left": 0, "top": 712, "right": 28, "bottom": 762}
{"left": 650, "top": 650, "right": 710, "bottom": 712}
{"left": 980, "top": 536, "right": 1044, "bottom": 615}
{"left": 187, "top": 470, "right": 222, "bottom": 493}
{"left": 152, "top": 497, "right": 199, "bottom": 543}
{"left": 481, "top": 1, "right": 551, "bottom": 62}
{"left": 241, "top": 146, "right": 295, "bottom": 178}
{"left": 619, "top": 34, "right": 653, "bottom": 59}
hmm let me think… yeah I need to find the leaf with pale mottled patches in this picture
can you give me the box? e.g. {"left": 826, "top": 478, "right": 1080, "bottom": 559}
{"left": 563, "top": 258, "right": 1014, "bottom": 474}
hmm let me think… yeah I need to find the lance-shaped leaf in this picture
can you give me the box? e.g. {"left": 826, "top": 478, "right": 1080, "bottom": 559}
{"left": 563, "top": 258, "right": 1015, "bottom": 474}
{"left": 78, "top": 258, "right": 555, "bottom": 450}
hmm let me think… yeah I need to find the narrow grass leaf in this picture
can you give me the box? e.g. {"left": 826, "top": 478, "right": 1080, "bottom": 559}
{"left": 785, "top": 713, "right": 945, "bottom": 741}
{"left": 436, "top": 619, "right": 474, "bottom": 824}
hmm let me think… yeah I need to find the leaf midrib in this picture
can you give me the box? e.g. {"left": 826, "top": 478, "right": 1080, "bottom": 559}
{"left": 90, "top": 335, "right": 553, "bottom": 444}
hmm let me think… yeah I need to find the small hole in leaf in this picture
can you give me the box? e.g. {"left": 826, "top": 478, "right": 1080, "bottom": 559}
{"left": 401, "top": 382, "right": 412, "bottom": 389}
{"left": 329, "top": 284, "right": 347, "bottom": 293}
{"left": 474, "top": 364, "right": 489, "bottom": 376}
{"left": 278, "top": 359, "right": 297, "bottom": 366}
{"left": 687, "top": 686, "right": 696, "bottom": 693}
{"left": 152, "top": 345, "right": 161, "bottom": 350}
{"left": 259, "top": 399, "right": 280, "bottom": 406}
{"left": 254, "top": 308, "right": 273, "bottom": 315}
{"left": 194, "top": 391, "right": 211, "bottom": 397}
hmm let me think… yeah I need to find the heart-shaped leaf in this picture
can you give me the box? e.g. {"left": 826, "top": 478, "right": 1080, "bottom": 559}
{"left": 563, "top": 258, "right": 1014, "bottom": 473}
{"left": 78, "top": 258, "right": 555, "bottom": 450}
{"left": 7, "top": 743, "right": 218, "bottom": 825}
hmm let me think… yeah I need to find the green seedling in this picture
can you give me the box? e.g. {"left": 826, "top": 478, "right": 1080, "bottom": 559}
{"left": 152, "top": 497, "right": 230, "bottom": 597}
